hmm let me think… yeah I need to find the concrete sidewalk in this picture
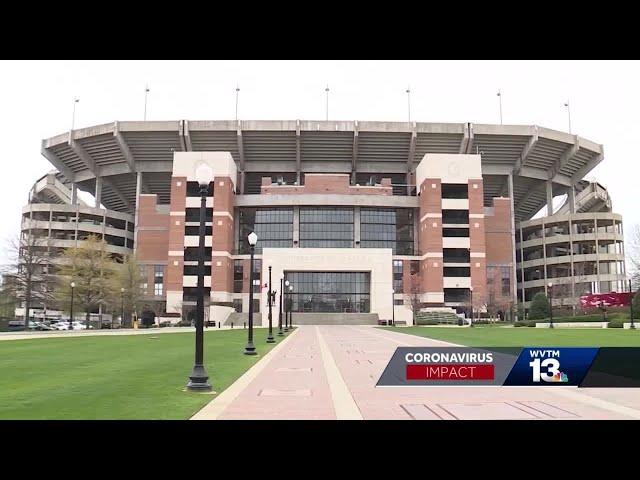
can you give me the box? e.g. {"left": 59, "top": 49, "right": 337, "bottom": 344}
{"left": 192, "top": 325, "right": 640, "bottom": 420}
{"left": 0, "top": 325, "right": 266, "bottom": 341}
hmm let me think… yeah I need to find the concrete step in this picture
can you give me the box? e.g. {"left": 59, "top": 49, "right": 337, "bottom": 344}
{"left": 290, "top": 313, "right": 379, "bottom": 325}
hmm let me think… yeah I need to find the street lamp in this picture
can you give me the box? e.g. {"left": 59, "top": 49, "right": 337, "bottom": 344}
{"left": 70, "top": 281, "right": 76, "bottom": 330}
{"left": 392, "top": 289, "right": 395, "bottom": 326}
{"left": 284, "top": 279, "right": 290, "bottom": 332}
{"left": 548, "top": 282, "right": 554, "bottom": 329}
{"left": 630, "top": 279, "right": 636, "bottom": 330}
{"left": 266, "top": 261, "right": 275, "bottom": 343}
{"left": 120, "top": 287, "right": 125, "bottom": 328}
{"left": 244, "top": 231, "right": 258, "bottom": 355}
{"left": 186, "top": 163, "right": 213, "bottom": 391}
{"left": 469, "top": 286, "right": 474, "bottom": 327}
{"left": 288, "top": 284, "right": 294, "bottom": 328}
{"left": 278, "top": 275, "right": 284, "bottom": 336}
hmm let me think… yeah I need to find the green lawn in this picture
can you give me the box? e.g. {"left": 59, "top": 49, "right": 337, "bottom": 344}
{"left": 382, "top": 326, "right": 640, "bottom": 347}
{"left": 0, "top": 329, "right": 285, "bottom": 419}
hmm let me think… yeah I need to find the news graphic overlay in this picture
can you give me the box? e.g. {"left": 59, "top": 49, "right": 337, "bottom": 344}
{"left": 502, "top": 348, "right": 598, "bottom": 386}
{"left": 377, "top": 347, "right": 640, "bottom": 387}
{"left": 376, "top": 347, "right": 520, "bottom": 386}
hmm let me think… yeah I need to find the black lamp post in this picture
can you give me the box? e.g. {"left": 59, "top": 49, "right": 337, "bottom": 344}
{"left": 469, "top": 286, "right": 474, "bottom": 327}
{"left": 120, "top": 287, "right": 125, "bottom": 328}
{"left": 284, "top": 279, "right": 290, "bottom": 332}
{"left": 186, "top": 164, "right": 213, "bottom": 391}
{"left": 277, "top": 276, "right": 284, "bottom": 336}
{"left": 630, "top": 279, "right": 636, "bottom": 330}
{"left": 266, "top": 263, "right": 275, "bottom": 343}
{"left": 548, "top": 282, "right": 554, "bottom": 329}
{"left": 69, "top": 281, "right": 75, "bottom": 330}
{"left": 391, "top": 288, "right": 395, "bottom": 326}
{"left": 244, "top": 231, "right": 258, "bottom": 355}
{"left": 288, "top": 284, "right": 294, "bottom": 328}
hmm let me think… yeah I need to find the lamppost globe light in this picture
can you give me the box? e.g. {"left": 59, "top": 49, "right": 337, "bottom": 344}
{"left": 469, "top": 286, "right": 473, "bottom": 291}
{"left": 120, "top": 287, "right": 125, "bottom": 293}
{"left": 392, "top": 289, "right": 395, "bottom": 294}
{"left": 247, "top": 231, "right": 258, "bottom": 246}
{"left": 548, "top": 282, "right": 553, "bottom": 288}
{"left": 195, "top": 163, "right": 213, "bottom": 187}
{"left": 70, "top": 281, "right": 75, "bottom": 288}
{"left": 285, "top": 280, "right": 290, "bottom": 287}
{"left": 289, "top": 285, "right": 293, "bottom": 292}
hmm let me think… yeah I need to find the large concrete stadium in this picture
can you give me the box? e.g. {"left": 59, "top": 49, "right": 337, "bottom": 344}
{"left": 20, "top": 120, "right": 625, "bottom": 324}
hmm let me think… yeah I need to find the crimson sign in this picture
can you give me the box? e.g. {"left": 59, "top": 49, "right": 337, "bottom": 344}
{"left": 579, "top": 292, "right": 633, "bottom": 308}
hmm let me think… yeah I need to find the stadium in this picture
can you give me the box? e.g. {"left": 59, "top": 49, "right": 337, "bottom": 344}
{"left": 19, "top": 119, "right": 625, "bottom": 325}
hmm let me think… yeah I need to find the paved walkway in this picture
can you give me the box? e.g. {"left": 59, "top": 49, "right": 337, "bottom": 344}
{"left": 193, "top": 325, "right": 640, "bottom": 420}
{"left": 0, "top": 325, "right": 263, "bottom": 341}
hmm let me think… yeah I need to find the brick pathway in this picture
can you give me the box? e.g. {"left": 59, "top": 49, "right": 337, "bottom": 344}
{"left": 193, "top": 325, "right": 640, "bottom": 420}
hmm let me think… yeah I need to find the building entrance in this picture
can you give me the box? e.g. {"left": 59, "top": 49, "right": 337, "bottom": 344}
{"left": 284, "top": 271, "right": 371, "bottom": 313}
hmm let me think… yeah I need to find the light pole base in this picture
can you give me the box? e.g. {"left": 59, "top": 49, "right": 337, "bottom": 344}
{"left": 277, "top": 330, "right": 284, "bottom": 336}
{"left": 630, "top": 324, "right": 636, "bottom": 329}
{"left": 186, "top": 365, "right": 212, "bottom": 392}
{"left": 244, "top": 343, "right": 257, "bottom": 355}
{"left": 549, "top": 323, "right": 554, "bottom": 329}
{"left": 266, "top": 335, "right": 275, "bottom": 343}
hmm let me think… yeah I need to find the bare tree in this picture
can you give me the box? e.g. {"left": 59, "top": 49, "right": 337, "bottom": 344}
{"left": 404, "top": 272, "right": 422, "bottom": 325}
{"left": 4, "top": 234, "right": 52, "bottom": 329}
{"left": 627, "top": 224, "right": 640, "bottom": 289}
{"left": 108, "top": 254, "right": 147, "bottom": 327}
{"left": 55, "top": 235, "right": 113, "bottom": 327}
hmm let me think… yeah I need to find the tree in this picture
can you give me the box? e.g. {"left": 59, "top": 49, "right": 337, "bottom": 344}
{"left": 627, "top": 224, "right": 640, "bottom": 289}
{"left": 4, "top": 234, "right": 52, "bottom": 329}
{"left": 404, "top": 272, "right": 422, "bottom": 325}
{"left": 528, "top": 292, "right": 550, "bottom": 320}
{"left": 55, "top": 235, "right": 113, "bottom": 327}
{"left": 108, "top": 254, "right": 146, "bottom": 327}
{"left": 632, "top": 290, "right": 640, "bottom": 320}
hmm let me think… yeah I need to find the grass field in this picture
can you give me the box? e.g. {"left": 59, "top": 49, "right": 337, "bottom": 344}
{"left": 382, "top": 325, "right": 640, "bottom": 347}
{"left": 0, "top": 329, "right": 284, "bottom": 420}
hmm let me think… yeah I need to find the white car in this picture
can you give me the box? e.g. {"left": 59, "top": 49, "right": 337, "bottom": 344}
{"left": 54, "top": 321, "right": 88, "bottom": 331}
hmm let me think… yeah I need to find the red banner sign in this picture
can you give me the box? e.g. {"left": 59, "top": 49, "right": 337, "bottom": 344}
{"left": 579, "top": 292, "right": 633, "bottom": 308}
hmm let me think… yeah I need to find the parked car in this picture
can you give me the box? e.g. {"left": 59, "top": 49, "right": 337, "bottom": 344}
{"left": 54, "top": 321, "right": 89, "bottom": 331}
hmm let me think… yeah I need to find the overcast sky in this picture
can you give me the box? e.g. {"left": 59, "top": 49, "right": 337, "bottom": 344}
{"left": 1, "top": 60, "right": 638, "bottom": 265}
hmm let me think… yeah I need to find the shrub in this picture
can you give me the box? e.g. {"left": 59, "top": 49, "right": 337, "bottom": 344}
{"left": 528, "top": 293, "right": 550, "bottom": 320}
{"left": 514, "top": 320, "right": 536, "bottom": 327}
{"left": 608, "top": 319, "right": 624, "bottom": 328}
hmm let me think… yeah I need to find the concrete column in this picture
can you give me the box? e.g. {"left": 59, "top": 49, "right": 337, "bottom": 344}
{"left": 507, "top": 173, "right": 518, "bottom": 315}
{"left": 134, "top": 172, "right": 142, "bottom": 253}
{"left": 567, "top": 186, "right": 576, "bottom": 214}
{"left": 71, "top": 183, "right": 78, "bottom": 205}
{"left": 542, "top": 219, "right": 548, "bottom": 295}
{"left": 546, "top": 180, "right": 554, "bottom": 216}
{"left": 94, "top": 177, "right": 102, "bottom": 208}
{"left": 519, "top": 225, "right": 526, "bottom": 303}
{"left": 293, "top": 206, "right": 300, "bottom": 247}
{"left": 354, "top": 207, "right": 361, "bottom": 247}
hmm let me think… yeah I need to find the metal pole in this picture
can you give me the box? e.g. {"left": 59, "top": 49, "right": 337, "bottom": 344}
{"left": 144, "top": 86, "right": 149, "bottom": 121}
{"left": 549, "top": 287, "right": 554, "bottom": 329}
{"left": 325, "top": 85, "right": 329, "bottom": 121}
{"left": 244, "top": 243, "right": 257, "bottom": 355}
{"left": 497, "top": 90, "right": 503, "bottom": 125}
{"left": 267, "top": 266, "right": 275, "bottom": 343}
{"left": 71, "top": 98, "right": 79, "bottom": 130}
{"left": 278, "top": 277, "right": 284, "bottom": 336}
{"left": 121, "top": 289, "right": 124, "bottom": 328}
{"left": 70, "top": 284, "right": 74, "bottom": 330}
{"left": 235, "top": 86, "right": 240, "bottom": 121}
{"left": 283, "top": 279, "right": 289, "bottom": 332}
{"left": 469, "top": 288, "right": 474, "bottom": 327}
{"left": 288, "top": 285, "right": 293, "bottom": 328}
{"left": 186, "top": 182, "right": 212, "bottom": 391}
{"left": 392, "top": 289, "right": 395, "bottom": 326}
{"left": 406, "top": 87, "right": 411, "bottom": 123}
{"left": 630, "top": 279, "right": 636, "bottom": 329}
{"left": 565, "top": 101, "right": 572, "bottom": 133}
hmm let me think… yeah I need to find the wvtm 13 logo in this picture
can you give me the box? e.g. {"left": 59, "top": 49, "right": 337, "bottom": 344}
{"left": 528, "top": 349, "right": 568, "bottom": 383}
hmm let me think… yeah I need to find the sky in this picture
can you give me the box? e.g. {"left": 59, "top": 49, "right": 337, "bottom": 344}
{"left": 0, "top": 60, "right": 638, "bottom": 265}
